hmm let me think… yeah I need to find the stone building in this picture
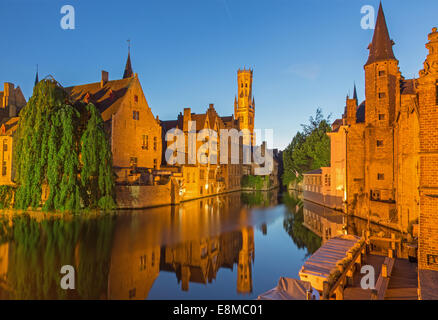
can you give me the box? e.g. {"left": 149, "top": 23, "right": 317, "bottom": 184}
{"left": 66, "top": 52, "right": 162, "bottom": 184}
{"left": 160, "top": 103, "right": 244, "bottom": 201}
{"left": 0, "top": 82, "right": 26, "bottom": 185}
{"left": 160, "top": 68, "right": 259, "bottom": 201}
{"left": 301, "top": 4, "right": 438, "bottom": 277}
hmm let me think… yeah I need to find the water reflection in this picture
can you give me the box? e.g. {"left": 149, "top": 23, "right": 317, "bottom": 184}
{"left": 0, "top": 190, "right": 326, "bottom": 300}
{"left": 282, "top": 191, "right": 322, "bottom": 256}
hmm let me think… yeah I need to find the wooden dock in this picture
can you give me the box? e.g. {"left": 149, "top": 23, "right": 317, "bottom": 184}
{"left": 344, "top": 254, "right": 418, "bottom": 300}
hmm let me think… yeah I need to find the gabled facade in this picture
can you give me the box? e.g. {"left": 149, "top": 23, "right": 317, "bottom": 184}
{"left": 66, "top": 55, "right": 162, "bottom": 183}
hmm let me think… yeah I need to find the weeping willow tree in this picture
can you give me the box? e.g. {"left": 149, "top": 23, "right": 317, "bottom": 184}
{"left": 80, "top": 104, "right": 116, "bottom": 210}
{"left": 13, "top": 78, "right": 115, "bottom": 211}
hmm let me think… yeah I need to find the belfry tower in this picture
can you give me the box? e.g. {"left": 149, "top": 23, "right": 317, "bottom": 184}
{"left": 234, "top": 68, "right": 255, "bottom": 145}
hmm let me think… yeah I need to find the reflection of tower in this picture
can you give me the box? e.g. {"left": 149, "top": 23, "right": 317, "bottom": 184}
{"left": 0, "top": 243, "right": 8, "bottom": 283}
{"left": 237, "top": 227, "right": 254, "bottom": 294}
{"left": 234, "top": 68, "right": 255, "bottom": 145}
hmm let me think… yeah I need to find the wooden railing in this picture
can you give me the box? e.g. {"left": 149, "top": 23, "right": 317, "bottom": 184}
{"left": 322, "top": 239, "right": 367, "bottom": 300}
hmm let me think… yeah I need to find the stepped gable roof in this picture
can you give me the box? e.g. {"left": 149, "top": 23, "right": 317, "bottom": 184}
{"left": 331, "top": 118, "right": 343, "bottom": 132}
{"left": 356, "top": 101, "right": 366, "bottom": 123}
{"left": 401, "top": 79, "right": 416, "bottom": 95}
{"left": 0, "top": 117, "right": 19, "bottom": 136}
{"left": 65, "top": 77, "right": 134, "bottom": 122}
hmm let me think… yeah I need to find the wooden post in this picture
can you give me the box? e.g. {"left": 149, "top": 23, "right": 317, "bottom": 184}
{"left": 322, "top": 281, "right": 330, "bottom": 300}
{"left": 388, "top": 248, "right": 393, "bottom": 259}
{"left": 306, "top": 290, "right": 312, "bottom": 300}
{"left": 335, "top": 285, "right": 344, "bottom": 300}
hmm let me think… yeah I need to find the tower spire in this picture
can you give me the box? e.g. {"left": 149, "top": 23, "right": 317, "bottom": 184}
{"left": 34, "top": 64, "right": 39, "bottom": 87}
{"left": 365, "top": 2, "right": 396, "bottom": 66}
{"left": 123, "top": 39, "right": 133, "bottom": 79}
{"left": 353, "top": 82, "right": 358, "bottom": 101}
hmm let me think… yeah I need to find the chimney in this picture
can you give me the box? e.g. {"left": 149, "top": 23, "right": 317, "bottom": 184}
{"left": 345, "top": 96, "right": 357, "bottom": 125}
{"left": 101, "top": 71, "right": 109, "bottom": 87}
{"left": 183, "top": 108, "right": 192, "bottom": 132}
{"left": 2, "top": 83, "right": 14, "bottom": 109}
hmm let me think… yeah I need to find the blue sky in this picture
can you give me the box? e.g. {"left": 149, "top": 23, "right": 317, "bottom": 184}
{"left": 1, "top": 0, "right": 437, "bottom": 149}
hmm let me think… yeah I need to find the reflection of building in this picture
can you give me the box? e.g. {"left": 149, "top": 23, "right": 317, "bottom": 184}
{"left": 302, "top": 200, "right": 344, "bottom": 243}
{"left": 108, "top": 215, "right": 161, "bottom": 300}
{"left": 108, "top": 192, "right": 261, "bottom": 299}
{"left": 0, "top": 243, "right": 8, "bottom": 283}
{"left": 237, "top": 227, "right": 254, "bottom": 294}
{"left": 160, "top": 227, "right": 254, "bottom": 295}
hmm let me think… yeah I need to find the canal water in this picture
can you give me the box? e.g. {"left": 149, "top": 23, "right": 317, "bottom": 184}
{"left": 0, "top": 190, "right": 327, "bottom": 300}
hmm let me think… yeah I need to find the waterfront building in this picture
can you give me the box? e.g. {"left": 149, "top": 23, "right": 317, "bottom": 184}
{"left": 0, "top": 82, "right": 26, "bottom": 185}
{"left": 301, "top": 4, "right": 438, "bottom": 278}
{"left": 65, "top": 52, "right": 163, "bottom": 184}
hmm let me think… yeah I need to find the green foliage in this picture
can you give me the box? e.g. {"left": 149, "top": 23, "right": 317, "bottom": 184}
{"left": 241, "top": 175, "right": 270, "bottom": 190}
{"left": 0, "top": 185, "right": 15, "bottom": 209}
{"left": 3, "top": 213, "right": 116, "bottom": 299}
{"left": 241, "top": 191, "right": 271, "bottom": 207}
{"left": 80, "top": 104, "right": 116, "bottom": 210}
{"left": 282, "top": 108, "right": 331, "bottom": 186}
{"left": 13, "top": 78, "right": 115, "bottom": 211}
{"left": 282, "top": 191, "right": 322, "bottom": 255}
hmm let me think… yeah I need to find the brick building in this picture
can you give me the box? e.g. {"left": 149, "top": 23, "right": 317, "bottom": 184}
{"left": 0, "top": 82, "right": 26, "bottom": 185}
{"left": 302, "top": 4, "right": 438, "bottom": 276}
{"left": 66, "top": 52, "right": 162, "bottom": 184}
{"left": 160, "top": 68, "right": 259, "bottom": 201}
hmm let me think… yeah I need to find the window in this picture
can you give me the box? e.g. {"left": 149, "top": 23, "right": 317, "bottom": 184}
{"left": 142, "top": 135, "right": 149, "bottom": 149}
{"left": 2, "top": 162, "right": 6, "bottom": 176}
{"left": 371, "top": 190, "right": 381, "bottom": 200}
{"left": 379, "top": 70, "right": 385, "bottom": 76}
{"left": 133, "top": 110, "right": 139, "bottom": 120}
{"left": 134, "top": 95, "right": 138, "bottom": 103}
{"left": 153, "top": 159, "right": 157, "bottom": 169}
{"left": 130, "top": 157, "right": 138, "bottom": 168}
{"left": 379, "top": 92, "right": 386, "bottom": 99}
{"left": 379, "top": 114, "right": 385, "bottom": 120}
{"left": 200, "top": 170, "right": 204, "bottom": 180}
{"left": 377, "top": 173, "right": 385, "bottom": 180}
{"left": 324, "top": 174, "right": 331, "bottom": 186}
{"left": 3, "top": 141, "right": 7, "bottom": 152}
{"left": 377, "top": 140, "right": 384, "bottom": 147}
{"left": 187, "top": 173, "right": 190, "bottom": 184}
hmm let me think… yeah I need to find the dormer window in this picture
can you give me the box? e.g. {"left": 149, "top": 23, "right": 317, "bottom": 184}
{"left": 84, "top": 93, "right": 91, "bottom": 104}
{"left": 109, "top": 89, "right": 115, "bottom": 100}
